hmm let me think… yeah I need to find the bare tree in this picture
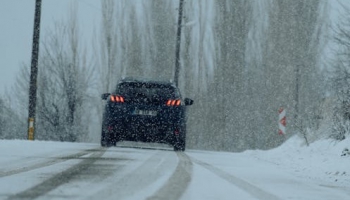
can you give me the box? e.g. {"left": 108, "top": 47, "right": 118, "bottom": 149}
{"left": 35, "top": 6, "right": 94, "bottom": 142}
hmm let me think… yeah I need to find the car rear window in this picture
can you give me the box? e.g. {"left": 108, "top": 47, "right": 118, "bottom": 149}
{"left": 116, "top": 82, "right": 179, "bottom": 99}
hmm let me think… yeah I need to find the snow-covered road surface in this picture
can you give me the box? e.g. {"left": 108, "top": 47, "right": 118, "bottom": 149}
{"left": 0, "top": 137, "right": 349, "bottom": 200}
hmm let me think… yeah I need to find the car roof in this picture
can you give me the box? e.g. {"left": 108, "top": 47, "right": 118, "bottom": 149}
{"left": 119, "top": 77, "right": 176, "bottom": 88}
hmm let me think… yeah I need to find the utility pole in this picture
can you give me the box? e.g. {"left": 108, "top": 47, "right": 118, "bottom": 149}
{"left": 294, "top": 64, "right": 300, "bottom": 121}
{"left": 174, "top": 0, "right": 184, "bottom": 87}
{"left": 28, "top": 0, "right": 42, "bottom": 140}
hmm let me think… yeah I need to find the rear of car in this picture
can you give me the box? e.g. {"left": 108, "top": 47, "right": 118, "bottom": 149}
{"left": 100, "top": 78, "right": 193, "bottom": 151}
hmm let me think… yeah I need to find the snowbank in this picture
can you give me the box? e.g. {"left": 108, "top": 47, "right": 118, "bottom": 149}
{"left": 246, "top": 135, "right": 350, "bottom": 187}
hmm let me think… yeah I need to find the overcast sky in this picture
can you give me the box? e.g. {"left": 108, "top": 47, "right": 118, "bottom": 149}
{"left": 0, "top": 0, "right": 100, "bottom": 95}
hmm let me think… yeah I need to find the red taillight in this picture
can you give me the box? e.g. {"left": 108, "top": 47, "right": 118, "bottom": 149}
{"left": 110, "top": 95, "right": 124, "bottom": 103}
{"left": 166, "top": 99, "right": 181, "bottom": 106}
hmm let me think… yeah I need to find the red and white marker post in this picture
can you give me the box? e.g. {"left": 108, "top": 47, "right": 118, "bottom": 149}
{"left": 278, "top": 107, "right": 286, "bottom": 135}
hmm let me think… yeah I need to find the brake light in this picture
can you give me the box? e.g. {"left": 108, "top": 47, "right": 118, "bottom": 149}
{"left": 110, "top": 95, "right": 124, "bottom": 103}
{"left": 166, "top": 99, "right": 181, "bottom": 106}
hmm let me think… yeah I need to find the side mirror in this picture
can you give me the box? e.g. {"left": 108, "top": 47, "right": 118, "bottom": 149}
{"left": 184, "top": 98, "right": 194, "bottom": 106}
{"left": 101, "top": 93, "right": 111, "bottom": 100}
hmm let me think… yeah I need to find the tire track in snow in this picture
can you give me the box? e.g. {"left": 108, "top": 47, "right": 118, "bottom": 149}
{"left": 147, "top": 152, "right": 193, "bottom": 200}
{"left": 6, "top": 149, "right": 106, "bottom": 200}
{"left": 87, "top": 149, "right": 179, "bottom": 200}
{"left": 0, "top": 148, "right": 100, "bottom": 178}
{"left": 192, "top": 158, "right": 281, "bottom": 200}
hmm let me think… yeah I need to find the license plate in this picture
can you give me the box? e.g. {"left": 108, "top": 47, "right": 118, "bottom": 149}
{"left": 134, "top": 109, "right": 157, "bottom": 116}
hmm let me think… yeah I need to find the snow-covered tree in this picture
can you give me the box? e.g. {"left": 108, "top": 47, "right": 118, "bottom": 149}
{"left": 0, "top": 99, "right": 5, "bottom": 138}
{"left": 150, "top": 0, "right": 176, "bottom": 80}
{"left": 3, "top": 0, "right": 329, "bottom": 151}
{"left": 331, "top": 4, "right": 350, "bottom": 140}
{"left": 0, "top": 97, "right": 26, "bottom": 140}
{"left": 98, "top": 0, "right": 119, "bottom": 93}
{"left": 260, "top": 0, "right": 326, "bottom": 147}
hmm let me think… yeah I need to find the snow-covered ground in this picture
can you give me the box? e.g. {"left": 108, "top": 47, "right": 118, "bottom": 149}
{"left": 184, "top": 136, "right": 350, "bottom": 200}
{"left": 0, "top": 136, "right": 349, "bottom": 199}
{"left": 246, "top": 135, "right": 350, "bottom": 187}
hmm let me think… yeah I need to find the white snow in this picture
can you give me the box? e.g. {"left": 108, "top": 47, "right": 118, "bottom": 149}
{"left": 247, "top": 135, "right": 350, "bottom": 187}
{"left": 0, "top": 136, "right": 349, "bottom": 199}
{"left": 184, "top": 135, "right": 350, "bottom": 200}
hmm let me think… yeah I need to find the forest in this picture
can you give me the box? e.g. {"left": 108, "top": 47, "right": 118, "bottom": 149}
{"left": 1, "top": 0, "right": 349, "bottom": 152}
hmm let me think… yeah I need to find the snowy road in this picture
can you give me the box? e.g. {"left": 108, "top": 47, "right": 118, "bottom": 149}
{"left": 0, "top": 139, "right": 349, "bottom": 200}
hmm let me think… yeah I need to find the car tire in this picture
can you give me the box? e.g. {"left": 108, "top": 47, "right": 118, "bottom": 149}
{"left": 101, "top": 127, "right": 113, "bottom": 147}
{"left": 111, "top": 135, "right": 119, "bottom": 146}
{"left": 174, "top": 139, "right": 186, "bottom": 151}
{"left": 101, "top": 127, "right": 108, "bottom": 147}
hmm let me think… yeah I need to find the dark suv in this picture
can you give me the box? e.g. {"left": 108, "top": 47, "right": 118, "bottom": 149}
{"left": 100, "top": 77, "right": 193, "bottom": 151}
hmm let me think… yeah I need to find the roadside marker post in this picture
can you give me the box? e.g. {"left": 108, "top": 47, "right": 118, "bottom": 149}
{"left": 28, "top": 118, "right": 35, "bottom": 140}
{"left": 278, "top": 108, "right": 286, "bottom": 135}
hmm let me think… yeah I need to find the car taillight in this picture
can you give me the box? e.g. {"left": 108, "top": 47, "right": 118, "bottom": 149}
{"left": 166, "top": 99, "right": 181, "bottom": 106}
{"left": 110, "top": 95, "right": 124, "bottom": 103}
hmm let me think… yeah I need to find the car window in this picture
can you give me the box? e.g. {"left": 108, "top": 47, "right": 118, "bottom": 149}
{"left": 116, "top": 83, "right": 179, "bottom": 99}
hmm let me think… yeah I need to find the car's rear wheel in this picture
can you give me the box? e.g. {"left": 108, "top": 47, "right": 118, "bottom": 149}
{"left": 101, "top": 127, "right": 108, "bottom": 147}
{"left": 101, "top": 126, "right": 114, "bottom": 147}
{"left": 174, "top": 139, "right": 186, "bottom": 151}
{"left": 173, "top": 125, "right": 186, "bottom": 151}
{"left": 174, "top": 130, "right": 186, "bottom": 151}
